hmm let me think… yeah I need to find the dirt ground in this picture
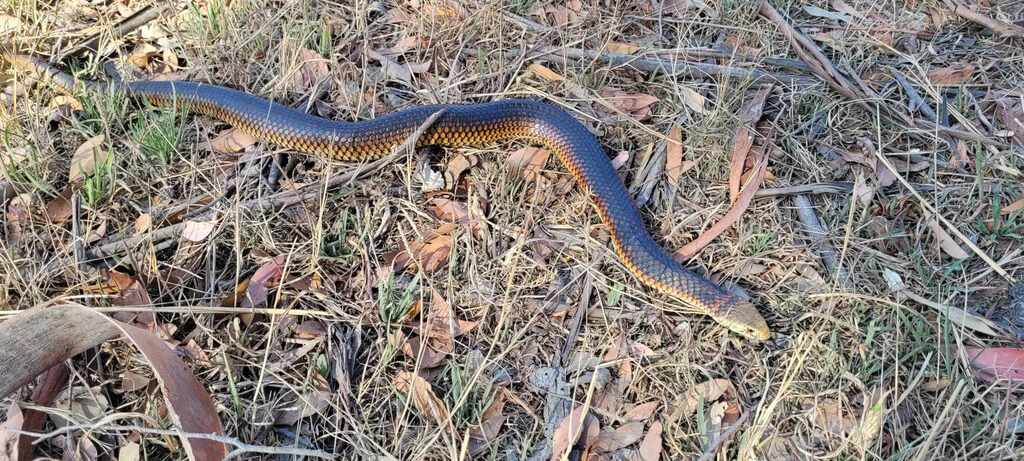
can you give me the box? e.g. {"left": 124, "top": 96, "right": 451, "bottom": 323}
{"left": 1, "top": 0, "right": 1023, "bottom": 459}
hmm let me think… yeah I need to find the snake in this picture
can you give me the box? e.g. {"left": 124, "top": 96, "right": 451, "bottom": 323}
{"left": 3, "top": 53, "right": 771, "bottom": 341}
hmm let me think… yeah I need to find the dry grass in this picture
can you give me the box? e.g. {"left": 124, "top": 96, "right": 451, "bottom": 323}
{"left": 2, "top": 0, "right": 1023, "bottom": 459}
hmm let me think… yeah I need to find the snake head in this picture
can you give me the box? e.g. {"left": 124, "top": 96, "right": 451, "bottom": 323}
{"left": 712, "top": 297, "right": 771, "bottom": 341}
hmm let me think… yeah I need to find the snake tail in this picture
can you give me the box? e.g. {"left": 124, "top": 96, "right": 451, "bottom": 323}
{"left": 4, "top": 53, "right": 770, "bottom": 340}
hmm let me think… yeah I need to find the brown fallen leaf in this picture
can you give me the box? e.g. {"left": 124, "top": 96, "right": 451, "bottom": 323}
{"left": 68, "top": 134, "right": 108, "bottom": 183}
{"left": 965, "top": 347, "right": 1024, "bottom": 382}
{"left": 160, "top": 49, "right": 180, "bottom": 72}
{"left": 134, "top": 213, "right": 153, "bottom": 234}
{"left": 729, "top": 86, "right": 771, "bottom": 203}
{"left": 468, "top": 413, "right": 506, "bottom": 455}
{"left": 674, "top": 145, "right": 768, "bottom": 260}
{"left": 469, "top": 390, "right": 507, "bottom": 454}
{"left": 507, "top": 147, "right": 550, "bottom": 181}
{"left": 86, "top": 270, "right": 156, "bottom": 328}
{"left": 831, "top": 0, "right": 866, "bottom": 20}
{"left": 0, "top": 365, "right": 68, "bottom": 460}
{"left": 418, "top": 288, "right": 480, "bottom": 351}
{"left": 598, "top": 87, "right": 659, "bottom": 120}
{"left": 0, "top": 400, "right": 26, "bottom": 459}
{"left": 223, "top": 255, "right": 287, "bottom": 308}
{"left": 1003, "top": 197, "right": 1024, "bottom": 215}
{"left": 926, "top": 63, "right": 975, "bottom": 86}
{"left": 664, "top": 126, "right": 687, "bottom": 184}
{"left": 662, "top": 0, "right": 714, "bottom": 16}
{"left": 47, "top": 95, "right": 83, "bottom": 122}
{"left": 44, "top": 186, "right": 74, "bottom": 224}
{"left": 5, "top": 193, "right": 34, "bottom": 242}
{"left": 738, "top": 85, "right": 772, "bottom": 124}
{"left": 121, "top": 370, "right": 153, "bottom": 393}
{"left": 677, "top": 378, "right": 736, "bottom": 417}
{"left": 201, "top": 128, "right": 258, "bottom": 154}
{"left": 578, "top": 413, "right": 601, "bottom": 454}
{"left": 273, "top": 389, "right": 332, "bottom": 425}
{"left": 949, "top": 140, "right": 970, "bottom": 170}
{"left": 551, "top": 404, "right": 590, "bottom": 460}
{"left": 593, "top": 421, "right": 645, "bottom": 452}
{"left": 128, "top": 43, "right": 161, "bottom": 70}
{"left": 679, "top": 85, "right": 709, "bottom": 115}
{"left": 809, "top": 29, "right": 845, "bottom": 46}
{"left": 392, "top": 331, "right": 448, "bottom": 368}
{"left": 527, "top": 63, "right": 565, "bottom": 82}
{"left": 180, "top": 220, "right": 217, "bottom": 242}
{"left": 244, "top": 255, "right": 287, "bottom": 308}
{"left": 727, "top": 127, "right": 754, "bottom": 204}
{"left": 444, "top": 153, "right": 478, "bottom": 189}
{"left": 126, "top": 43, "right": 179, "bottom": 76}
{"left": 290, "top": 48, "right": 330, "bottom": 92}
{"left": 872, "top": 157, "right": 897, "bottom": 187}
{"left": 0, "top": 305, "right": 228, "bottom": 458}
{"left": 925, "top": 217, "right": 969, "bottom": 259}
{"left": 178, "top": 339, "right": 212, "bottom": 366}
{"left": 62, "top": 434, "right": 99, "bottom": 461}
{"left": 852, "top": 173, "right": 875, "bottom": 207}
{"left": 380, "top": 35, "right": 424, "bottom": 55}
{"left": 117, "top": 442, "right": 141, "bottom": 461}
{"left": 849, "top": 388, "right": 886, "bottom": 450}
{"left": 639, "top": 421, "right": 663, "bottom": 461}
{"left": 367, "top": 49, "right": 429, "bottom": 85}
{"left": 394, "top": 371, "right": 452, "bottom": 427}
{"left": 293, "top": 320, "right": 326, "bottom": 339}
{"left": 531, "top": 4, "right": 578, "bottom": 27}
{"left": 427, "top": 198, "right": 484, "bottom": 232}
{"left": 624, "top": 401, "right": 660, "bottom": 422}
{"left": 806, "top": 398, "right": 857, "bottom": 439}
{"left": 387, "top": 223, "right": 456, "bottom": 273}
{"left": 993, "top": 93, "right": 1024, "bottom": 146}
{"left": 606, "top": 41, "right": 639, "bottom": 54}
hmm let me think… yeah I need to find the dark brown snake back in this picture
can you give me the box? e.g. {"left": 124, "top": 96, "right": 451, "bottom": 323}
{"left": 7, "top": 55, "right": 770, "bottom": 340}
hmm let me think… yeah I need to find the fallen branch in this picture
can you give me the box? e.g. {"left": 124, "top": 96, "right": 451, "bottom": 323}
{"left": 757, "top": 0, "right": 1009, "bottom": 148}
{"left": 892, "top": 70, "right": 939, "bottom": 122}
{"left": 13, "top": 424, "right": 332, "bottom": 460}
{"left": 945, "top": 0, "right": 1024, "bottom": 38}
{"left": 757, "top": 2, "right": 863, "bottom": 100}
{"left": 88, "top": 221, "right": 187, "bottom": 260}
{"left": 502, "top": 46, "right": 816, "bottom": 85}
{"left": 755, "top": 182, "right": 853, "bottom": 197}
{"left": 64, "top": 4, "right": 179, "bottom": 58}
{"left": 793, "top": 195, "right": 851, "bottom": 288}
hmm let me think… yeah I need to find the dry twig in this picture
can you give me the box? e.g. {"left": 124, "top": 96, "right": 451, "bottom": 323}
{"left": 944, "top": 0, "right": 1024, "bottom": 38}
{"left": 64, "top": 4, "right": 179, "bottom": 57}
{"left": 757, "top": 0, "right": 1008, "bottom": 147}
{"left": 793, "top": 195, "right": 851, "bottom": 288}
{"left": 506, "top": 46, "right": 816, "bottom": 85}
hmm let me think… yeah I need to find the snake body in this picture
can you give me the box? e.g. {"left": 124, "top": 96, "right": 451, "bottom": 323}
{"left": 5, "top": 54, "right": 770, "bottom": 340}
